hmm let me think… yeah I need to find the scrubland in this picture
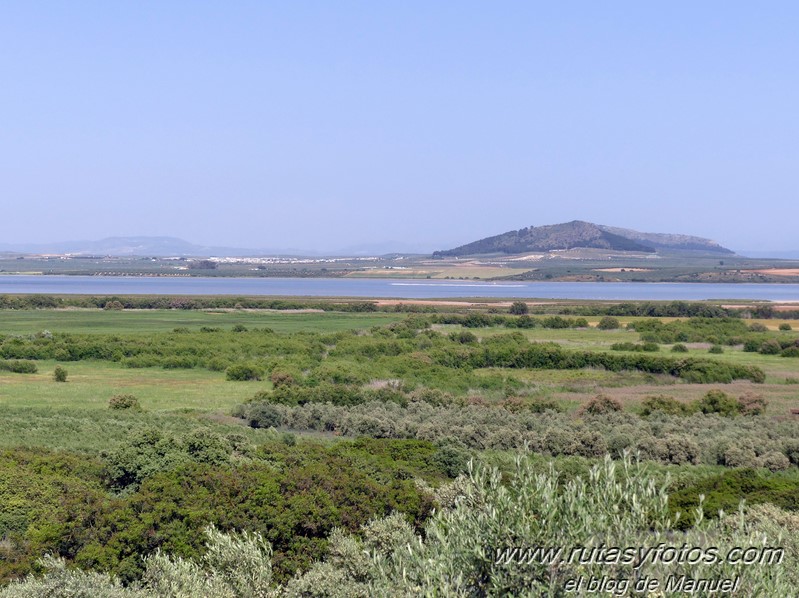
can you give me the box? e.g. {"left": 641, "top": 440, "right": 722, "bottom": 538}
{"left": 1, "top": 298, "right": 798, "bottom": 596}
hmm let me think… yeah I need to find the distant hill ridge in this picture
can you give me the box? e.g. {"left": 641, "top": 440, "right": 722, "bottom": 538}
{"left": 434, "top": 221, "right": 733, "bottom": 257}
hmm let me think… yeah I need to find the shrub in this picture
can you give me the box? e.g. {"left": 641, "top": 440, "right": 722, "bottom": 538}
{"left": 448, "top": 330, "right": 478, "bottom": 344}
{"left": 779, "top": 323, "right": 792, "bottom": 331}
{"left": 0, "top": 360, "right": 38, "bottom": 374}
{"left": 669, "top": 469, "right": 799, "bottom": 526}
{"left": 748, "top": 322, "right": 768, "bottom": 332}
{"left": 640, "top": 395, "right": 690, "bottom": 416}
{"left": 53, "top": 365, "right": 68, "bottom": 382}
{"left": 205, "top": 357, "right": 232, "bottom": 371}
{"left": 784, "top": 440, "right": 799, "bottom": 465}
{"left": 671, "top": 343, "right": 688, "bottom": 352}
{"left": 432, "top": 444, "right": 471, "bottom": 477}
{"left": 759, "top": 451, "right": 791, "bottom": 472}
{"left": 597, "top": 316, "right": 621, "bottom": 330}
{"left": 542, "top": 427, "right": 580, "bottom": 456}
{"left": 509, "top": 301, "right": 529, "bottom": 315}
{"left": 737, "top": 392, "right": 767, "bottom": 416}
{"left": 743, "top": 339, "right": 761, "bottom": 352}
{"left": 781, "top": 347, "right": 799, "bottom": 358}
{"left": 183, "top": 431, "right": 232, "bottom": 466}
{"left": 516, "top": 315, "right": 536, "bottom": 328}
{"left": 525, "top": 397, "right": 563, "bottom": 413}
{"left": 723, "top": 446, "right": 758, "bottom": 468}
{"left": 577, "top": 394, "right": 622, "bottom": 415}
{"left": 269, "top": 369, "right": 297, "bottom": 388}
{"left": 108, "top": 394, "right": 141, "bottom": 410}
{"left": 103, "top": 300, "right": 124, "bottom": 310}
{"left": 663, "top": 434, "right": 700, "bottom": 464}
{"left": 225, "top": 363, "right": 263, "bottom": 381}
{"left": 759, "top": 339, "right": 782, "bottom": 355}
{"left": 232, "top": 324, "right": 248, "bottom": 332}
{"left": 696, "top": 390, "right": 739, "bottom": 417}
{"left": 610, "top": 342, "right": 637, "bottom": 351}
{"left": 708, "top": 344, "right": 724, "bottom": 354}
{"left": 247, "top": 404, "right": 284, "bottom": 429}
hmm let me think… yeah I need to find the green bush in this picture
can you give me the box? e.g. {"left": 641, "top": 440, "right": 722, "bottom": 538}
{"left": 448, "top": 330, "right": 478, "bottom": 344}
{"left": 225, "top": 363, "right": 263, "bottom": 381}
{"left": 671, "top": 343, "right": 688, "bottom": 352}
{"left": 669, "top": 468, "right": 799, "bottom": 526}
{"left": 640, "top": 395, "right": 690, "bottom": 416}
{"left": 509, "top": 301, "right": 528, "bottom": 315}
{"left": 596, "top": 316, "right": 621, "bottom": 330}
{"left": 0, "top": 360, "right": 38, "bottom": 374}
{"left": 524, "top": 397, "right": 563, "bottom": 413}
{"left": 708, "top": 344, "right": 724, "bottom": 354}
{"left": 610, "top": 342, "right": 638, "bottom": 351}
{"left": 696, "top": 389, "right": 740, "bottom": 416}
{"left": 760, "top": 339, "right": 782, "bottom": 355}
{"left": 247, "top": 403, "right": 284, "bottom": 429}
{"left": 743, "top": 339, "right": 761, "bottom": 352}
{"left": 109, "top": 394, "right": 141, "bottom": 410}
{"left": 161, "top": 356, "right": 195, "bottom": 369}
{"left": 779, "top": 323, "right": 793, "bottom": 331}
{"left": 53, "top": 365, "right": 68, "bottom": 382}
{"left": 611, "top": 342, "right": 659, "bottom": 352}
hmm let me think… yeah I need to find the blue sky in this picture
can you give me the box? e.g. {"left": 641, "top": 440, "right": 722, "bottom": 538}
{"left": 2, "top": 2, "right": 797, "bottom": 253}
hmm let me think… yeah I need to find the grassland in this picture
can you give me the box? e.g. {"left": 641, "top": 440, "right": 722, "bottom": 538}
{"left": 0, "top": 360, "right": 266, "bottom": 411}
{"left": 2, "top": 309, "right": 797, "bottom": 419}
{"left": 0, "top": 308, "right": 401, "bottom": 334}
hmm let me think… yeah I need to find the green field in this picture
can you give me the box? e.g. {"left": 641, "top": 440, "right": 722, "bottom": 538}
{"left": 0, "top": 308, "right": 401, "bottom": 334}
{"left": 0, "top": 360, "right": 265, "bottom": 411}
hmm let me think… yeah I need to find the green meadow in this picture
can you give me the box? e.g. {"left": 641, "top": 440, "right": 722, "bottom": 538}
{"left": 0, "top": 308, "right": 401, "bottom": 334}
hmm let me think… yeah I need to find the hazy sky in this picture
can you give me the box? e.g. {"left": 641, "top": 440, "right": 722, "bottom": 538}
{"left": 2, "top": 2, "right": 797, "bottom": 252}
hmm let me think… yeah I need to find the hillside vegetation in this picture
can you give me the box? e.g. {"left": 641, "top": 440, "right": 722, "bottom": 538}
{"left": 434, "top": 220, "right": 732, "bottom": 257}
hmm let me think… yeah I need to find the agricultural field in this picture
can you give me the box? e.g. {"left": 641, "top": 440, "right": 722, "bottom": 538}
{"left": 1, "top": 297, "right": 798, "bottom": 595}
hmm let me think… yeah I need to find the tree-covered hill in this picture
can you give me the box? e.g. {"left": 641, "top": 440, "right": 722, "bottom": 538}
{"left": 434, "top": 220, "right": 733, "bottom": 257}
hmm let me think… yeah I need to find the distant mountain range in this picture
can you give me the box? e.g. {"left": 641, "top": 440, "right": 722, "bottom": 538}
{"left": 3, "top": 226, "right": 790, "bottom": 259}
{"left": 0, "top": 237, "right": 434, "bottom": 258}
{"left": 433, "top": 221, "right": 735, "bottom": 257}
{"left": 0, "top": 237, "right": 269, "bottom": 257}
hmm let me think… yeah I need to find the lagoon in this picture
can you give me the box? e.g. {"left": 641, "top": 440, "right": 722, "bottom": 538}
{"left": 1, "top": 275, "right": 798, "bottom": 301}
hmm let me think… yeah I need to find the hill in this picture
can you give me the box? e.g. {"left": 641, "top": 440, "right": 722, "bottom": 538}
{"left": 433, "top": 221, "right": 733, "bottom": 257}
{"left": 0, "top": 237, "right": 270, "bottom": 257}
